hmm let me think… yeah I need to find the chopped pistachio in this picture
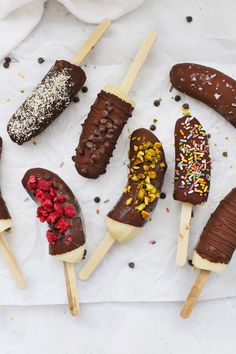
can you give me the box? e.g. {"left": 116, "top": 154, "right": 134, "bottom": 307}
{"left": 126, "top": 197, "right": 133, "bottom": 206}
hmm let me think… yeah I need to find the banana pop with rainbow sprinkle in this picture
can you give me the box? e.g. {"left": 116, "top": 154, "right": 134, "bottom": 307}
{"left": 173, "top": 115, "right": 211, "bottom": 266}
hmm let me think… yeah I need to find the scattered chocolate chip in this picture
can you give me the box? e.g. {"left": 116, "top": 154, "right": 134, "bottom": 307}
{"left": 94, "top": 196, "right": 100, "bottom": 203}
{"left": 38, "top": 57, "right": 45, "bottom": 64}
{"left": 128, "top": 262, "right": 135, "bottom": 269}
{"left": 188, "top": 259, "right": 193, "bottom": 266}
{"left": 223, "top": 151, "right": 228, "bottom": 157}
{"left": 186, "top": 16, "right": 193, "bottom": 23}
{"left": 160, "top": 192, "right": 166, "bottom": 199}
{"left": 82, "top": 86, "right": 88, "bottom": 93}
{"left": 174, "top": 95, "right": 181, "bottom": 101}
{"left": 3, "top": 62, "right": 9, "bottom": 69}
{"left": 153, "top": 99, "right": 161, "bottom": 107}
{"left": 86, "top": 141, "right": 93, "bottom": 149}
{"left": 102, "top": 110, "right": 109, "bottom": 118}
{"left": 150, "top": 124, "right": 156, "bottom": 131}
{"left": 4, "top": 57, "right": 11, "bottom": 63}
{"left": 100, "top": 118, "right": 107, "bottom": 124}
{"left": 82, "top": 249, "right": 87, "bottom": 260}
{"left": 182, "top": 103, "right": 189, "bottom": 109}
{"left": 73, "top": 96, "right": 80, "bottom": 103}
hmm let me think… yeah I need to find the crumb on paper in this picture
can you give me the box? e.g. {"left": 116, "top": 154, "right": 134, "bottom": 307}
{"left": 17, "top": 72, "right": 25, "bottom": 78}
{"left": 104, "top": 199, "right": 109, "bottom": 203}
{"left": 96, "top": 208, "right": 100, "bottom": 214}
{"left": 128, "top": 262, "right": 135, "bottom": 269}
{"left": 166, "top": 207, "right": 170, "bottom": 213}
{"left": 24, "top": 197, "right": 29, "bottom": 202}
{"left": 59, "top": 162, "right": 64, "bottom": 168}
{"left": 20, "top": 89, "right": 25, "bottom": 94}
{"left": 32, "top": 140, "right": 37, "bottom": 145}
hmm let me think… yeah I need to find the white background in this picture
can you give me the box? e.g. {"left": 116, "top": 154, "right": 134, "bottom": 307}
{"left": 1, "top": 0, "right": 236, "bottom": 353}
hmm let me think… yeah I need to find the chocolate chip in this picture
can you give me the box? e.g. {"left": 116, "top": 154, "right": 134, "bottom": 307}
{"left": 128, "top": 262, "right": 135, "bottom": 269}
{"left": 106, "top": 122, "right": 113, "bottom": 129}
{"left": 186, "top": 16, "right": 193, "bottom": 23}
{"left": 82, "top": 86, "right": 88, "bottom": 93}
{"left": 153, "top": 99, "right": 161, "bottom": 107}
{"left": 4, "top": 57, "right": 11, "bottom": 63}
{"left": 94, "top": 196, "right": 100, "bottom": 203}
{"left": 100, "top": 118, "right": 107, "bottom": 124}
{"left": 188, "top": 259, "right": 193, "bottom": 266}
{"left": 3, "top": 62, "right": 9, "bottom": 69}
{"left": 97, "top": 136, "right": 104, "bottom": 143}
{"left": 86, "top": 141, "right": 93, "bottom": 149}
{"left": 150, "top": 124, "right": 156, "bottom": 131}
{"left": 160, "top": 192, "right": 166, "bottom": 199}
{"left": 73, "top": 96, "right": 80, "bottom": 103}
{"left": 183, "top": 103, "right": 189, "bottom": 109}
{"left": 99, "top": 126, "right": 106, "bottom": 132}
{"left": 102, "top": 110, "right": 109, "bottom": 118}
{"left": 38, "top": 57, "right": 45, "bottom": 64}
{"left": 174, "top": 95, "right": 181, "bottom": 101}
{"left": 107, "top": 105, "right": 113, "bottom": 112}
{"left": 106, "top": 134, "right": 113, "bottom": 140}
{"left": 76, "top": 145, "right": 84, "bottom": 153}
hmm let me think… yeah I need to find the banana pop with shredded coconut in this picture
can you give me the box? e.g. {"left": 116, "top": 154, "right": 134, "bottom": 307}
{"left": 7, "top": 60, "right": 86, "bottom": 144}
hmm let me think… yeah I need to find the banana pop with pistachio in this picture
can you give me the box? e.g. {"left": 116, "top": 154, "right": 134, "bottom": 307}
{"left": 79, "top": 128, "right": 167, "bottom": 280}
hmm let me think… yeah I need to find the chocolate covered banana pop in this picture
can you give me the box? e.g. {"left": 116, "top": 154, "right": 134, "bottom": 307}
{"left": 22, "top": 168, "right": 86, "bottom": 316}
{"left": 79, "top": 128, "right": 167, "bottom": 280}
{"left": 73, "top": 31, "right": 157, "bottom": 178}
{"left": 7, "top": 19, "right": 110, "bottom": 145}
{"left": 0, "top": 137, "right": 25, "bottom": 288}
{"left": 174, "top": 116, "right": 211, "bottom": 266}
{"left": 170, "top": 63, "right": 236, "bottom": 128}
{"left": 181, "top": 189, "right": 236, "bottom": 318}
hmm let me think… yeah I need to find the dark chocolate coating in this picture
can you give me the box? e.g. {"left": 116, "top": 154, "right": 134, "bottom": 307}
{"left": 0, "top": 138, "right": 11, "bottom": 220}
{"left": 173, "top": 116, "right": 211, "bottom": 205}
{"left": 22, "top": 168, "right": 85, "bottom": 256}
{"left": 170, "top": 63, "right": 236, "bottom": 127}
{"left": 73, "top": 90, "right": 134, "bottom": 178}
{"left": 195, "top": 188, "right": 236, "bottom": 264}
{"left": 108, "top": 128, "right": 167, "bottom": 227}
{"left": 8, "top": 60, "right": 86, "bottom": 144}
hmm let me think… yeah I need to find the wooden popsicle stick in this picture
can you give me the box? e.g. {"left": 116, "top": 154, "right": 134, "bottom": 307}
{"left": 180, "top": 269, "right": 210, "bottom": 319}
{"left": 0, "top": 234, "right": 25, "bottom": 288}
{"left": 176, "top": 202, "right": 193, "bottom": 267}
{"left": 79, "top": 232, "right": 115, "bottom": 280}
{"left": 71, "top": 19, "right": 111, "bottom": 66}
{"left": 63, "top": 261, "right": 79, "bottom": 316}
{"left": 120, "top": 31, "right": 157, "bottom": 94}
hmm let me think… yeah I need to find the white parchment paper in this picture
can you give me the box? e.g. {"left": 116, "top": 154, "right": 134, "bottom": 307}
{"left": 0, "top": 0, "right": 236, "bottom": 305}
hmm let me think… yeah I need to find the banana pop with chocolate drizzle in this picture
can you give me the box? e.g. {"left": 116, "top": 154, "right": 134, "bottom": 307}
{"left": 174, "top": 115, "right": 211, "bottom": 267}
{"left": 79, "top": 128, "right": 167, "bottom": 280}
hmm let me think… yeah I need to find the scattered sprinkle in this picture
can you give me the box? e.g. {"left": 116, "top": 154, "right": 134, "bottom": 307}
{"left": 104, "top": 199, "right": 109, "bottom": 203}
{"left": 153, "top": 99, "right": 161, "bottom": 107}
{"left": 182, "top": 103, "right": 189, "bottom": 109}
{"left": 174, "top": 95, "right": 181, "bottom": 101}
{"left": 149, "top": 240, "right": 156, "bottom": 245}
{"left": 59, "top": 162, "right": 64, "bottom": 168}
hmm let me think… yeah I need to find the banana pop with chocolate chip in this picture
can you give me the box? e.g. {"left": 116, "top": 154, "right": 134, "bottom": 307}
{"left": 79, "top": 128, "right": 167, "bottom": 280}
